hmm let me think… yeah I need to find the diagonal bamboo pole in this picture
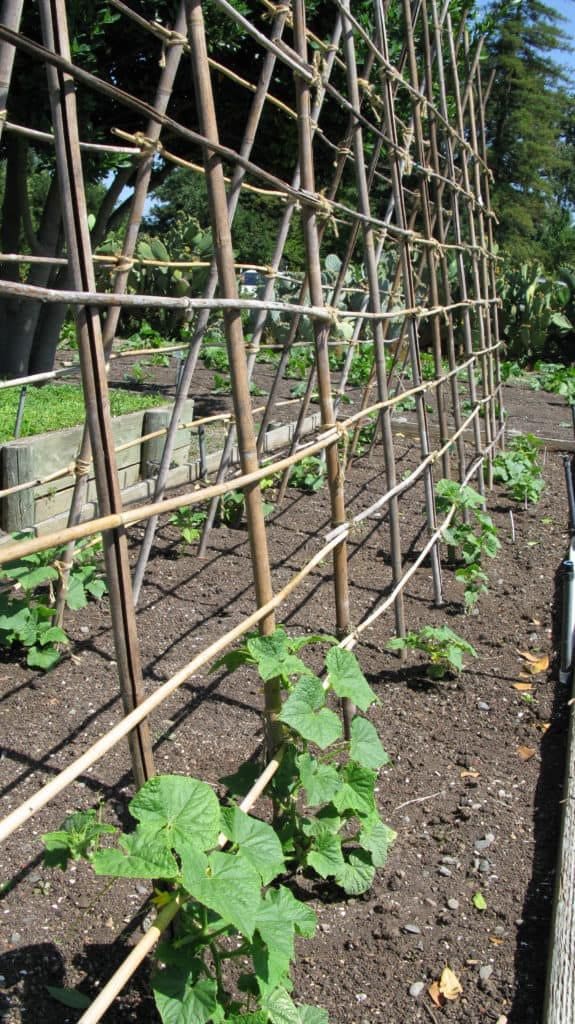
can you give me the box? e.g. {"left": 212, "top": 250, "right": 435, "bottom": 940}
{"left": 38, "top": 0, "right": 154, "bottom": 789}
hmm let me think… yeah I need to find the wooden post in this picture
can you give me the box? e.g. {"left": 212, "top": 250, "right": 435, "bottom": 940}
{"left": 140, "top": 409, "right": 171, "bottom": 479}
{"left": 1, "top": 441, "right": 34, "bottom": 532}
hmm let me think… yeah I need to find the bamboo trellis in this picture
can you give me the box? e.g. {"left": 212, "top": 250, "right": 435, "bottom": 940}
{"left": 0, "top": 0, "right": 502, "bottom": 1018}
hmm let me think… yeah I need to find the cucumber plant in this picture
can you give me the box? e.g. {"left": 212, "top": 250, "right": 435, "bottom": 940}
{"left": 435, "top": 479, "right": 500, "bottom": 612}
{"left": 43, "top": 775, "right": 326, "bottom": 1024}
{"left": 387, "top": 625, "right": 477, "bottom": 679}
{"left": 169, "top": 507, "right": 208, "bottom": 548}
{"left": 492, "top": 433, "right": 544, "bottom": 505}
{"left": 0, "top": 534, "right": 106, "bottom": 668}
{"left": 216, "top": 628, "right": 395, "bottom": 896}
{"left": 288, "top": 456, "right": 326, "bottom": 494}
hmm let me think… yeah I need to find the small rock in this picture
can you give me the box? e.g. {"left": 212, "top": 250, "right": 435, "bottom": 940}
{"left": 441, "top": 855, "right": 458, "bottom": 865}
{"left": 447, "top": 898, "right": 459, "bottom": 910}
{"left": 355, "top": 993, "right": 367, "bottom": 1002}
{"left": 477, "top": 701, "right": 490, "bottom": 711}
{"left": 135, "top": 883, "right": 149, "bottom": 895}
{"left": 409, "top": 981, "right": 425, "bottom": 998}
{"left": 479, "top": 965, "right": 494, "bottom": 981}
{"left": 80, "top": 626, "right": 90, "bottom": 635}
{"left": 10, "top": 933, "right": 20, "bottom": 944}
{"left": 478, "top": 859, "right": 491, "bottom": 873}
{"left": 404, "top": 923, "right": 421, "bottom": 935}
{"left": 438, "top": 865, "right": 452, "bottom": 876}
{"left": 475, "top": 834, "right": 495, "bottom": 851}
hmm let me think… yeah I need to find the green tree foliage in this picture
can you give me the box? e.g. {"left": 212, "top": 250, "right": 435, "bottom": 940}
{"left": 483, "top": 0, "right": 575, "bottom": 266}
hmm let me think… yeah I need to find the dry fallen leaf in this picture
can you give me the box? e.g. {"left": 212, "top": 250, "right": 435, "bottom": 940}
{"left": 428, "top": 981, "right": 444, "bottom": 1008}
{"left": 530, "top": 619, "right": 542, "bottom": 626}
{"left": 526, "top": 655, "right": 549, "bottom": 675}
{"left": 439, "top": 967, "right": 463, "bottom": 1001}
{"left": 517, "top": 650, "right": 549, "bottom": 674}
{"left": 517, "top": 745, "right": 536, "bottom": 761}
{"left": 460, "top": 769, "right": 480, "bottom": 779}
{"left": 489, "top": 936, "right": 504, "bottom": 946}
{"left": 512, "top": 682, "right": 533, "bottom": 692}
{"left": 535, "top": 722, "right": 550, "bottom": 733}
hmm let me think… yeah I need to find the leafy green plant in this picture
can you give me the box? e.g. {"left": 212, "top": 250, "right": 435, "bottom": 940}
{"left": 387, "top": 625, "right": 477, "bottom": 679}
{"left": 217, "top": 628, "right": 395, "bottom": 896}
{"left": 169, "top": 507, "right": 208, "bottom": 547}
{"left": 529, "top": 361, "right": 575, "bottom": 402}
{"left": 219, "top": 479, "right": 275, "bottom": 528}
{"left": 0, "top": 597, "right": 68, "bottom": 670}
{"left": 289, "top": 456, "right": 326, "bottom": 493}
{"left": 492, "top": 434, "right": 545, "bottom": 504}
{"left": 0, "top": 534, "right": 106, "bottom": 667}
{"left": 202, "top": 345, "right": 230, "bottom": 372}
{"left": 43, "top": 776, "right": 326, "bottom": 1024}
{"left": 285, "top": 347, "right": 314, "bottom": 380}
{"left": 213, "top": 373, "right": 232, "bottom": 395}
{"left": 435, "top": 479, "right": 500, "bottom": 612}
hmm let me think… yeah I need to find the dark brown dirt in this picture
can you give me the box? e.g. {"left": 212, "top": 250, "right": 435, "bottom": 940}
{"left": 0, "top": 382, "right": 573, "bottom": 1024}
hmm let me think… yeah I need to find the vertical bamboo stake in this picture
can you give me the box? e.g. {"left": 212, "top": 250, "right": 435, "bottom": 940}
{"left": 54, "top": 0, "right": 190, "bottom": 626}
{"left": 375, "top": 0, "right": 443, "bottom": 608}
{"left": 429, "top": 0, "right": 484, "bottom": 492}
{"left": 0, "top": 0, "right": 24, "bottom": 144}
{"left": 339, "top": 0, "right": 407, "bottom": 642}
{"left": 38, "top": 0, "right": 154, "bottom": 789}
{"left": 196, "top": 10, "right": 341, "bottom": 556}
{"left": 292, "top": 0, "right": 351, "bottom": 731}
{"left": 445, "top": 18, "right": 494, "bottom": 470}
{"left": 185, "top": 0, "right": 279, "bottom": 747}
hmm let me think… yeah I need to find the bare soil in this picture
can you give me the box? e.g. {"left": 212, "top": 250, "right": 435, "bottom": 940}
{"left": 0, "top": 381, "right": 573, "bottom": 1024}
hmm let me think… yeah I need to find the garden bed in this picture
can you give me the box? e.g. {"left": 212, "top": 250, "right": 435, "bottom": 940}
{"left": 0, "top": 383, "right": 572, "bottom": 1024}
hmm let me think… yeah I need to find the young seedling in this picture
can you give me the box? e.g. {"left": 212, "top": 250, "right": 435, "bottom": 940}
{"left": 289, "top": 455, "right": 327, "bottom": 494}
{"left": 435, "top": 479, "right": 500, "bottom": 612}
{"left": 169, "top": 506, "right": 207, "bottom": 548}
{"left": 387, "top": 625, "right": 477, "bottom": 679}
{"left": 492, "top": 434, "right": 545, "bottom": 505}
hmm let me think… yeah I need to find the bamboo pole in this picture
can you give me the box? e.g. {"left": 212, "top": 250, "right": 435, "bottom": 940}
{"left": 185, "top": 0, "right": 280, "bottom": 750}
{"left": 54, "top": 0, "right": 190, "bottom": 627}
{"left": 132, "top": 0, "right": 291, "bottom": 595}
{"left": 38, "top": 0, "right": 155, "bottom": 789}
{"left": 0, "top": 0, "right": 24, "bottom": 144}
{"left": 376, "top": 0, "right": 443, "bottom": 608}
{"left": 292, "top": 0, "right": 351, "bottom": 735}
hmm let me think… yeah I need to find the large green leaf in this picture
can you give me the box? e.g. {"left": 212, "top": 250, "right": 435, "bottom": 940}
{"left": 247, "top": 630, "right": 308, "bottom": 683}
{"left": 331, "top": 763, "right": 376, "bottom": 817}
{"left": 153, "top": 965, "right": 218, "bottom": 1024}
{"left": 334, "top": 850, "right": 375, "bottom": 895}
{"left": 278, "top": 676, "right": 342, "bottom": 749}
{"left": 129, "top": 775, "right": 220, "bottom": 855}
{"left": 325, "top": 649, "right": 377, "bottom": 710}
{"left": 349, "top": 718, "right": 390, "bottom": 770}
{"left": 301, "top": 806, "right": 341, "bottom": 837}
{"left": 298, "top": 1008, "right": 329, "bottom": 1024}
{"left": 255, "top": 885, "right": 317, "bottom": 987}
{"left": 307, "top": 830, "right": 345, "bottom": 878}
{"left": 181, "top": 848, "right": 262, "bottom": 938}
{"left": 92, "top": 831, "right": 179, "bottom": 879}
{"left": 220, "top": 806, "right": 285, "bottom": 884}
{"left": 65, "top": 576, "right": 88, "bottom": 610}
{"left": 27, "top": 645, "right": 62, "bottom": 670}
{"left": 261, "top": 986, "right": 303, "bottom": 1024}
{"left": 297, "top": 753, "right": 340, "bottom": 806}
{"left": 358, "top": 818, "right": 396, "bottom": 867}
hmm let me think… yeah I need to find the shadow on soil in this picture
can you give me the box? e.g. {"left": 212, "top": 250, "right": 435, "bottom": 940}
{"left": 508, "top": 558, "right": 571, "bottom": 1024}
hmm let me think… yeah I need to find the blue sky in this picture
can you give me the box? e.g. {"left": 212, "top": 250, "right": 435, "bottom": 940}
{"left": 550, "top": 0, "right": 575, "bottom": 73}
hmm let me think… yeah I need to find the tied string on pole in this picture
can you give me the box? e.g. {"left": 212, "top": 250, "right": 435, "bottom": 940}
{"left": 357, "top": 77, "right": 383, "bottom": 123}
